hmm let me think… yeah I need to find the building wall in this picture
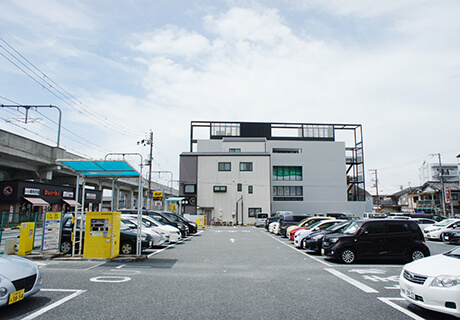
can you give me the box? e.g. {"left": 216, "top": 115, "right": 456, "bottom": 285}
{"left": 267, "top": 140, "right": 365, "bottom": 215}
{"left": 196, "top": 153, "right": 271, "bottom": 224}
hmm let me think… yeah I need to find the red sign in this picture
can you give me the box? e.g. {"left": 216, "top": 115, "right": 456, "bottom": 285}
{"left": 445, "top": 187, "right": 451, "bottom": 203}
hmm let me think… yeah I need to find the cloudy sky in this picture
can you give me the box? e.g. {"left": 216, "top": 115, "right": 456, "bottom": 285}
{"left": 1, "top": 0, "right": 459, "bottom": 194}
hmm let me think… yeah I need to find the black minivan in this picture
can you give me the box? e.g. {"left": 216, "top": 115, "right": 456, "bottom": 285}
{"left": 322, "top": 219, "right": 430, "bottom": 263}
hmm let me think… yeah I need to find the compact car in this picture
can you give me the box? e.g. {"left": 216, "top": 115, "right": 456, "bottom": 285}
{"left": 322, "top": 219, "right": 430, "bottom": 264}
{"left": 0, "top": 255, "right": 42, "bottom": 307}
{"left": 424, "top": 219, "right": 460, "bottom": 240}
{"left": 399, "top": 246, "right": 460, "bottom": 318}
{"left": 442, "top": 229, "right": 460, "bottom": 244}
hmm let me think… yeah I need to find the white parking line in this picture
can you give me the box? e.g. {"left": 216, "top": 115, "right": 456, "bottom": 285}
{"left": 146, "top": 231, "right": 202, "bottom": 258}
{"left": 324, "top": 268, "right": 379, "bottom": 293}
{"left": 262, "top": 231, "right": 333, "bottom": 267}
{"left": 378, "top": 297, "right": 426, "bottom": 320}
{"left": 21, "top": 289, "right": 86, "bottom": 320}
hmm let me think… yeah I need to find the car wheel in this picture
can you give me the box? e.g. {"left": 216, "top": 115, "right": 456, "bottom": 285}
{"left": 410, "top": 249, "right": 426, "bottom": 261}
{"left": 60, "top": 240, "right": 72, "bottom": 254}
{"left": 120, "top": 242, "right": 134, "bottom": 254}
{"left": 340, "top": 248, "right": 356, "bottom": 264}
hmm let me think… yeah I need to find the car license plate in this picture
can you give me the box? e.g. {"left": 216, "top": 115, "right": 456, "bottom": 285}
{"left": 8, "top": 289, "right": 25, "bottom": 305}
{"left": 404, "top": 286, "right": 415, "bottom": 300}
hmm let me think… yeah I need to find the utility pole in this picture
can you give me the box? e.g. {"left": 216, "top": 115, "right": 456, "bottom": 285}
{"left": 430, "top": 153, "right": 447, "bottom": 217}
{"left": 138, "top": 130, "right": 153, "bottom": 209}
{"left": 369, "top": 169, "right": 379, "bottom": 211}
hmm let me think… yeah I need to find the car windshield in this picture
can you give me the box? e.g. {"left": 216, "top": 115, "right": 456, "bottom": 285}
{"left": 341, "top": 221, "right": 363, "bottom": 235}
{"left": 444, "top": 247, "right": 460, "bottom": 258}
{"left": 434, "top": 219, "right": 456, "bottom": 227}
{"left": 325, "top": 221, "right": 348, "bottom": 232}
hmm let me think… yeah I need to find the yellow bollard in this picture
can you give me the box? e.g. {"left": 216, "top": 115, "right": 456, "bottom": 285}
{"left": 18, "top": 222, "right": 35, "bottom": 255}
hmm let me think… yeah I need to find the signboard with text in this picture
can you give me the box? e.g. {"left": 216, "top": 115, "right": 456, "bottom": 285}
{"left": 445, "top": 187, "right": 451, "bottom": 203}
{"left": 41, "top": 211, "right": 62, "bottom": 253}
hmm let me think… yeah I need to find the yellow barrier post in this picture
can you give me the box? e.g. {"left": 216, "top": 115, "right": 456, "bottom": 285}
{"left": 18, "top": 222, "right": 35, "bottom": 255}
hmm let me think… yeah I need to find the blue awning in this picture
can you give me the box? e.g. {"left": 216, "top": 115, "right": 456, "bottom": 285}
{"left": 166, "top": 197, "right": 185, "bottom": 202}
{"left": 60, "top": 160, "right": 140, "bottom": 177}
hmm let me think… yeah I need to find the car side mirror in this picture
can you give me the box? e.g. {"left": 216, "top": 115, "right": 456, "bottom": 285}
{"left": 360, "top": 229, "right": 368, "bottom": 236}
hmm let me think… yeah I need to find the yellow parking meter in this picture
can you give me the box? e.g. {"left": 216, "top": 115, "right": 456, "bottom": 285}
{"left": 83, "top": 212, "right": 120, "bottom": 259}
{"left": 18, "top": 222, "right": 35, "bottom": 255}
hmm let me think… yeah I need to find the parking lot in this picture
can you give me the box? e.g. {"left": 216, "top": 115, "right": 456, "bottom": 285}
{"left": 1, "top": 227, "right": 458, "bottom": 320}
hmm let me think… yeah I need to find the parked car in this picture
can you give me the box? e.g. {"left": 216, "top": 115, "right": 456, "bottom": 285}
{"left": 147, "top": 211, "right": 190, "bottom": 237}
{"left": 120, "top": 218, "right": 166, "bottom": 247}
{"left": 269, "top": 221, "right": 280, "bottom": 234}
{"left": 399, "top": 246, "right": 460, "bottom": 318}
{"left": 409, "top": 213, "right": 445, "bottom": 222}
{"left": 59, "top": 214, "right": 152, "bottom": 255}
{"left": 305, "top": 222, "right": 351, "bottom": 254}
{"left": 442, "top": 229, "right": 460, "bottom": 244}
{"left": 294, "top": 220, "right": 345, "bottom": 248}
{"left": 255, "top": 213, "right": 269, "bottom": 228}
{"left": 265, "top": 216, "right": 279, "bottom": 231}
{"left": 423, "top": 219, "right": 460, "bottom": 240}
{"left": 279, "top": 214, "right": 311, "bottom": 237}
{"left": 287, "top": 217, "right": 334, "bottom": 241}
{"left": 0, "top": 255, "right": 42, "bottom": 307}
{"left": 122, "top": 214, "right": 181, "bottom": 243}
{"left": 362, "top": 212, "right": 387, "bottom": 219}
{"left": 322, "top": 219, "right": 430, "bottom": 264}
{"left": 162, "top": 212, "right": 198, "bottom": 234}
{"left": 410, "top": 218, "right": 437, "bottom": 231}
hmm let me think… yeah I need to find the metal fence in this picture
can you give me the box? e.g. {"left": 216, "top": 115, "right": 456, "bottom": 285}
{"left": 0, "top": 212, "right": 44, "bottom": 253}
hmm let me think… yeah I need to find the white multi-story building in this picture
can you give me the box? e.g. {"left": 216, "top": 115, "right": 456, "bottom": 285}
{"left": 420, "top": 162, "right": 459, "bottom": 184}
{"left": 179, "top": 121, "right": 367, "bottom": 224}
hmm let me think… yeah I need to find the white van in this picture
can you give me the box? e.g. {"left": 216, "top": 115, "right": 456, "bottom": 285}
{"left": 255, "top": 213, "right": 269, "bottom": 227}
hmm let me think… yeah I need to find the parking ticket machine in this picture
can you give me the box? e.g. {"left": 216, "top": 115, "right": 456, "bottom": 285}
{"left": 83, "top": 212, "right": 120, "bottom": 259}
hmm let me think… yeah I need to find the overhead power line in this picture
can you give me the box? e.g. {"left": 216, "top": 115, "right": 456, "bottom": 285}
{"left": 0, "top": 36, "right": 143, "bottom": 138}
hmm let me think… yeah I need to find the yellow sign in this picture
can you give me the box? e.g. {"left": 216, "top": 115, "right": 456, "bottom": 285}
{"left": 153, "top": 191, "right": 163, "bottom": 200}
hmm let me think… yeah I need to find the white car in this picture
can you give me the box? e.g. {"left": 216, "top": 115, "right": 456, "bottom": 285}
{"left": 410, "top": 218, "right": 437, "bottom": 231}
{"left": 268, "top": 221, "right": 279, "bottom": 234}
{"left": 294, "top": 220, "right": 343, "bottom": 248}
{"left": 123, "top": 214, "right": 181, "bottom": 243}
{"left": 0, "top": 255, "right": 42, "bottom": 307}
{"left": 121, "top": 218, "right": 166, "bottom": 247}
{"left": 424, "top": 219, "right": 460, "bottom": 240}
{"left": 399, "top": 246, "right": 460, "bottom": 318}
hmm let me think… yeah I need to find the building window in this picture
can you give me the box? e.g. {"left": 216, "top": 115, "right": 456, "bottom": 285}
{"left": 248, "top": 185, "right": 253, "bottom": 194}
{"left": 184, "top": 184, "right": 196, "bottom": 194}
{"left": 248, "top": 208, "right": 261, "bottom": 218}
{"left": 273, "top": 166, "right": 302, "bottom": 181}
{"left": 272, "top": 148, "right": 301, "bottom": 154}
{"left": 453, "top": 194, "right": 458, "bottom": 200}
{"left": 213, "top": 186, "right": 227, "bottom": 192}
{"left": 237, "top": 183, "right": 242, "bottom": 192}
{"left": 240, "top": 162, "right": 253, "bottom": 171}
{"left": 273, "top": 186, "right": 303, "bottom": 201}
{"left": 229, "top": 148, "right": 241, "bottom": 153}
{"left": 218, "top": 162, "right": 231, "bottom": 171}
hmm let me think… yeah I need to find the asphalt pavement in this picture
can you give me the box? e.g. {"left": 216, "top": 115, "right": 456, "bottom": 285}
{"left": 1, "top": 227, "right": 457, "bottom": 320}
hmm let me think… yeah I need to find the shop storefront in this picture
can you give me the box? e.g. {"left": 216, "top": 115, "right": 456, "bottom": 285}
{"left": 0, "top": 180, "right": 102, "bottom": 213}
